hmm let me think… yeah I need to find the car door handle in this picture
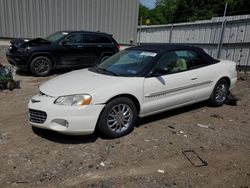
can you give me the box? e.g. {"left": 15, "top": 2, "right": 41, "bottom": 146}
{"left": 97, "top": 45, "right": 103, "bottom": 47}
{"left": 191, "top": 76, "right": 198, "bottom": 80}
{"left": 77, "top": 45, "right": 83, "bottom": 48}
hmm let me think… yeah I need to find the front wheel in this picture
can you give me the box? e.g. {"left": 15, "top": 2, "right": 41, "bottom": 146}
{"left": 209, "top": 79, "right": 229, "bottom": 106}
{"left": 29, "top": 56, "right": 52, "bottom": 76}
{"left": 98, "top": 97, "right": 138, "bottom": 138}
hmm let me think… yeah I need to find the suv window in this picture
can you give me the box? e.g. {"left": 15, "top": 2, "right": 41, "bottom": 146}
{"left": 83, "top": 34, "right": 112, "bottom": 44}
{"left": 154, "top": 50, "right": 207, "bottom": 75}
{"left": 62, "top": 33, "right": 83, "bottom": 44}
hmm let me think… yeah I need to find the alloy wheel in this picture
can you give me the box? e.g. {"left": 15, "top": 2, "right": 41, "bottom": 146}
{"left": 107, "top": 104, "right": 133, "bottom": 134}
{"left": 34, "top": 58, "right": 50, "bottom": 74}
{"left": 215, "top": 83, "right": 227, "bottom": 104}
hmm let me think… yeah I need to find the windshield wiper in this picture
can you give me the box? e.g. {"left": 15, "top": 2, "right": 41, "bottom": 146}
{"left": 96, "top": 68, "right": 119, "bottom": 76}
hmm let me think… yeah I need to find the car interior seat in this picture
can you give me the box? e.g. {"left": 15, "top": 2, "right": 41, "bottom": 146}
{"left": 171, "top": 58, "right": 187, "bottom": 72}
{"left": 158, "top": 52, "right": 178, "bottom": 71}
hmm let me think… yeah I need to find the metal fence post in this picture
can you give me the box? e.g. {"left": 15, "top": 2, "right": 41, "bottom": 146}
{"left": 217, "top": 19, "right": 227, "bottom": 59}
{"left": 169, "top": 24, "right": 174, "bottom": 43}
{"left": 138, "top": 16, "right": 143, "bottom": 45}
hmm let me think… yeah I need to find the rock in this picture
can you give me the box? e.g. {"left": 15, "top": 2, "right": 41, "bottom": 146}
{"left": 171, "top": 131, "right": 176, "bottom": 134}
{"left": 157, "top": 169, "right": 165, "bottom": 173}
{"left": 99, "top": 162, "right": 105, "bottom": 167}
{"left": 196, "top": 123, "right": 209, "bottom": 128}
{"left": 168, "top": 125, "right": 175, "bottom": 129}
{"left": 88, "top": 164, "right": 94, "bottom": 169}
{"left": 210, "top": 114, "right": 224, "bottom": 119}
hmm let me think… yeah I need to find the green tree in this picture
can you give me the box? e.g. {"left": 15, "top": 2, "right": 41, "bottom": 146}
{"left": 138, "top": 4, "right": 159, "bottom": 25}
{"left": 139, "top": 0, "right": 250, "bottom": 25}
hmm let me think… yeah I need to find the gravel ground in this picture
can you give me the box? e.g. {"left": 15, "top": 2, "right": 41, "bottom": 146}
{"left": 0, "top": 45, "right": 250, "bottom": 188}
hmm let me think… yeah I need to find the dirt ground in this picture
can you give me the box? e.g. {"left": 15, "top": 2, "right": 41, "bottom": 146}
{"left": 0, "top": 45, "right": 250, "bottom": 188}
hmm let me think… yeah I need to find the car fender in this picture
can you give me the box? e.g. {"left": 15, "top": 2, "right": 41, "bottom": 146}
{"left": 90, "top": 77, "right": 144, "bottom": 112}
{"left": 213, "top": 60, "right": 237, "bottom": 89}
{"left": 28, "top": 52, "right": 57, "bottom": 68}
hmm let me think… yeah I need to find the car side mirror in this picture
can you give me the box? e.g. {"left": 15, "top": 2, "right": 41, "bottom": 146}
{"left": 60, "top": 41, "right": 67, "bottom": 45}
{"left": 61, "top": 41, "right": 70, "bottom": 46}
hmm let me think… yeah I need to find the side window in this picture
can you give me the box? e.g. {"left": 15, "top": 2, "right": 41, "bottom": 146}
{"left": 99, "top": 35, "right": 112, "bottom": 43}
{"left": 154, "top": 50, "right": 207, "bottom": 75}
{"left": 187, "top": 50, "right": 207, "bottom": 68}
{"left": 154, "top": 51, "right": 188, "bottom": 74}
{"left": 62, "top": 33, "right": 83, "bottom": 44}
{"left": 176, "top": 50, "right": 207, "bottom": 69}
{"left": 84, "top": 34, "right": 99, "bottom": 43}
{"left": 83, "top": 34, "right": 112, "bottom": 44}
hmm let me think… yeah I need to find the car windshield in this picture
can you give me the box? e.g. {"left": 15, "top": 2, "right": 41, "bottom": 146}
{"left": 44, "top": 31, "right": 69, "bottom": 42}
{"left": 91, "top": 50, "right": 157, "bottom": 76}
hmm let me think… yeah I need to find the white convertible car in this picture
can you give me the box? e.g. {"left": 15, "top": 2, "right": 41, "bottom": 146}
{"left": 28, "top": 44, "right": 237, "bottom": 138}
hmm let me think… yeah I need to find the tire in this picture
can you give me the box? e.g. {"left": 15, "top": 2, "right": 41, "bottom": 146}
{"left": 7, "top": 80, "right": 15, "bottom": 91}
{"left": 99, "top": 56, "right": 110, "bottom": 64}
{"left": 98, "top": 97, "right": 138, "bottom": 138}
{"left": 29, "top": 56, "right": 52, "bottom": 76}
{"left": 209, "top": 79, "right": 229, "bottom": 106}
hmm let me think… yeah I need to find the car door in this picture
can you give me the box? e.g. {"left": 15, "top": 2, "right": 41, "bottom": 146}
{"left": 141, "top": 50, "right": 201, "bottom": 116}
{"left": 54, "top": 32, "right": 85, "bottom": 66}
{"left": 184, "top": 50, "right": 216, "bottom": 101}
{"left": 82, "top": 34, "right": 115, "bottom": 65}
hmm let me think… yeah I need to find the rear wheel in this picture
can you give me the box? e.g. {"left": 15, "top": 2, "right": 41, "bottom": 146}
{"left": 209, "top": 79, "right": 229, "bottom": 106}
{"left": 99, "top": 56, "right": 110, "bottom": 64}
{"left": 98, "top": 97, "right": 138, "bottom": 138}
{"left": 30, "top": 56, "right": 52, "bottom": 76}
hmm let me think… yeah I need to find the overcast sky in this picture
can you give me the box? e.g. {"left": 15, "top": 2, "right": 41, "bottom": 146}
{"left": 140, "top": 0, "right": 156, "bottom": 9}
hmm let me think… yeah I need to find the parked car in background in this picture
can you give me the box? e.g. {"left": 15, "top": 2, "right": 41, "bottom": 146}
{"left": 28, "top": 44, "right": 237, "bottom": 138}
{"left": 6, "top": 31, "right": 119, "bottom": 76}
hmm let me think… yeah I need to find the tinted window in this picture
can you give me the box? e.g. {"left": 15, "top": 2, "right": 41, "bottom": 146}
{"left": 44, "top": 31, "right": 69, "bottom": 42}
{"left": 98, "top": 35, "right": 112, "bottom": 43}
{"left": 154, "top": 51, "right": 187, "bottom": 74}
{"left": 62, "top": 33, "right": 83, "bottom": 44}
{"left": 175, "top": 50, "right": 207, "bottom": 68}
{"left": 154, "top": 50, "right": 207, "bottom": 75}
{"left": 84, "top": 34, "right": 112, "bottom": 43}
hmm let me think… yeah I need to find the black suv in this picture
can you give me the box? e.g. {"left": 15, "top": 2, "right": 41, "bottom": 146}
{"left": 6, "top": 31, "right": 120, "bottom": 76}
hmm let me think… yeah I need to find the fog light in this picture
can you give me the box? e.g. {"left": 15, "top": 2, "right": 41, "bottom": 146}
{"left": 52, "top": 119, "right": 69, "bottom": 128}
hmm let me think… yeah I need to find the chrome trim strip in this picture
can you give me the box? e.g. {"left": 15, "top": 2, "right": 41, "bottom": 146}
{"left": 145, "top": 80, "right": 213, "bottom": 98}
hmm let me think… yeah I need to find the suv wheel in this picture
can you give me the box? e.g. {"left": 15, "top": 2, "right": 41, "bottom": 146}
{"left": 30, "top": 56, "right": 52, "bottom": 76}
{"left": 100, "top": 56, "right": 110, "bottom": 64}
{"left": 98, "top": 97, "right": 138, "bottom": 138}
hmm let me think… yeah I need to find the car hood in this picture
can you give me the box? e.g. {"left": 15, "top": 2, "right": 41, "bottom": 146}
{"left": 39, "top": 69, "right": 139, "bottom": 97}
{"left": 10, "top": 38, "right": 50, "bottom": 48}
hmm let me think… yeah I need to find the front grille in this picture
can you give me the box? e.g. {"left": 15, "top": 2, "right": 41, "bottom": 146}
{"left": 29, "top": 109, "right": 47, "bottom": 124}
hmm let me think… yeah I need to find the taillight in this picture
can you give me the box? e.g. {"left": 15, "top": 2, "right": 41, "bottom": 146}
{"left": 116, "top": 44, "right": 120, "bottom": 50}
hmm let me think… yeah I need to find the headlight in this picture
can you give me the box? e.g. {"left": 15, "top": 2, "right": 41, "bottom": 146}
{"left": 54, "top": 94, "right": 92, "bottom": 106}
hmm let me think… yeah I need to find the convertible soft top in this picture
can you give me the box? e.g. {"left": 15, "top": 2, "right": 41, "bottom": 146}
{"left": 129, "top": 43, "right": 219, "bottom": 64}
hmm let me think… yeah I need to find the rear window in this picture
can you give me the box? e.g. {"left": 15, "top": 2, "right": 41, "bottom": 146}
{"left": 83, "top": 34, "right": 112, "bottom": 44}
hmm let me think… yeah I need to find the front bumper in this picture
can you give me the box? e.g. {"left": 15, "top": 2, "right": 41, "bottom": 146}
{"left": 28, "top": 94, "right": 105, "bottom": 135}
{"left": 6, "top": 50, "right": 29, "bottom": 70}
